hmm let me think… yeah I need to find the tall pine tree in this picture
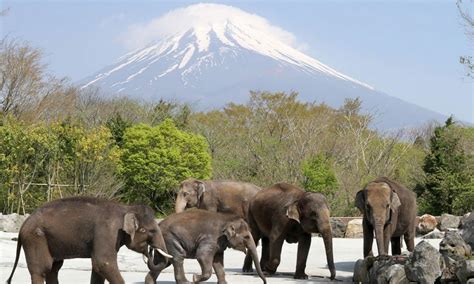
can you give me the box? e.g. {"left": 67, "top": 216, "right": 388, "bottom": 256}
{"left": 416, "top": 117, "right": 474, "bottom": 215}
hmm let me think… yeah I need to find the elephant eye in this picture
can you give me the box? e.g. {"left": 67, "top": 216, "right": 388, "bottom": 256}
{"left": 183, "top": 192, "right": 189, "bottom": 197}
{"left": 139, "top": 228, "right": 146, "bottom": 233}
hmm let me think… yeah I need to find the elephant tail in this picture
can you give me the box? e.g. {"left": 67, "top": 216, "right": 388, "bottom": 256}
{"left": 5, "top": 236, "right": 21, "bottom": 284}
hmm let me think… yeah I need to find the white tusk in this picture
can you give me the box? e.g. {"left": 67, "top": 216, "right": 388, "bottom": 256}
{"left": 157, "top": 248, "right": 173, "bottom": 259}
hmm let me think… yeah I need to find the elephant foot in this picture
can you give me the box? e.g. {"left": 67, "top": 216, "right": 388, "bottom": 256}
{"left": 294, "top": 272, "right": 308, "bottom": 279}
{"left": 242, "top": 267, "right": 254, "bottom": 273}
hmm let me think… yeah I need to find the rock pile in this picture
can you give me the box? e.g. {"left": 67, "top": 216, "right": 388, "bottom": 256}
{"left": 0, "top": 213, "right": 30, "bottom": 232}
{"left": 353, "top": 231, "right": 474, "bottom": 283}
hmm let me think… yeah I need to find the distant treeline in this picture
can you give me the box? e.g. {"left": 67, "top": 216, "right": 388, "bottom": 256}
{"left": 1, "top": 38, "right": 472, "bottom": 216}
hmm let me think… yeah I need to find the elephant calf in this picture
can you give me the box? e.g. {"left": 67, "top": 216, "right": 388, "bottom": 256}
{"left": 355, "top": 177, "right": 417, "bottom": 257}
{"left": 6, "top": 196, "right": 172, "bottom": 284}
{"left": 145, "top": 209, "right": 267, "bottom": 284}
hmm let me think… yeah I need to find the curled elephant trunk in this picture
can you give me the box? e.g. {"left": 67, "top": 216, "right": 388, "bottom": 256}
{"left": 145, "top": 247, "right": 172, "bottom": 271}
{"left": 175, "top": 194, "right": 187, "bottom": 213}
{"left": 246, "top": 234, "right": 267, "bottom": 284}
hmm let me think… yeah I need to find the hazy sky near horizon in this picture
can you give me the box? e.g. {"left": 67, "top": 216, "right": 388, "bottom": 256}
{"left": 2, "top": 0, "right": 473, "bottom": 123}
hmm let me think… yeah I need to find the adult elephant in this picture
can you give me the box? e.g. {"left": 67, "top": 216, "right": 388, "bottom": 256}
{"left": 145, "top": 209, "right": 266, "bottom": 284}
{"left": 6, "top": 196, "right": 172, "bottom": 284}
{"left": 175, "top": 178, "right": 261, "bottom": 220}
{"left": 244, "top": 182, "right": 335, "bottom": 280}
{"left": 355, "top": 177, "right": 417, "bottom": 257}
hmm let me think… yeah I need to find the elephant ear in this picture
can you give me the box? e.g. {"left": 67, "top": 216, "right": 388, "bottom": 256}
{"left": 223, "top": 224, "right": 236, "bottom": 240}
{"left": 355, "top": 190, "right": 366, "bottom": 213}
{"left": 390, "top": 191, "right": 401, "bottom": 211}
{"left": 286, "top": 202, "right": 300, "bottom": 223}
{"left": 195, "top": 180, "right": 206, "bottom": 200}
{"left": 123, "top": 212, "right": 139, "bottom": 241}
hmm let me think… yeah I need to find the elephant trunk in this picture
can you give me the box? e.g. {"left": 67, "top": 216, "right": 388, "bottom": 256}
{"left": 246, "top": 234, "right": 267, "bottom": 284}
{"left": 374, "top": 223, "right": 386, "bottom": 256}
{"left": 319, "top": 210, "right": 335, "bottom": 280}
{"left": 147, "top": 232, "right": 172, "bottom": 270}
{"left": 175, "top": 194, "right": 187, "bottom": 213}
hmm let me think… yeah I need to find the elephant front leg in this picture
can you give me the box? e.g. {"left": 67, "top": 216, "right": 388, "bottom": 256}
{"left": 294, "top": 233, "right": 311, "bottom": 279}
{"left": 265, "top": 235, "right": 285, "bottom": 275}
{"left": 213, "top": 252, "right": 227, "bottom": 284}
{"left": 391, "top": 236, "right": 401, "bottom": 255}
{"left": 362, "top": 219, "right": 374, "bottom": 257}
{"left": 91, "top": 258, "right": 124, "bottom": 284}
{"left": 46, "top": 260, "right": 63, "bottom": 284}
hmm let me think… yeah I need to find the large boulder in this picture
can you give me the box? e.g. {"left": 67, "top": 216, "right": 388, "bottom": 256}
{"left": 369, "top": 255, "right": 410, "bottom": 284}
{"left": 417, "top": 214, "right": 438, "bottom": 235}
{"left": 353, "top": 258, "right": 371, "bottom": 283}
{"left": 0, "top": 213, "right": 29, "bottom": 232}
{"left": 345, "top": 219, "right": 364, "bottom": 238}
{"left": 456, "top": 259, "right": 474, "bottom": 283}
{"left": 439, "top": 231, "right": 472, "bottom": 283}
{"left": 330, "top": 218, "right": 347, "bottom": 238}
{"left": 460, "top": 211, "right": 474, "bottom": 249}
{"left": 460, "top": 212, "right": 472, "bottom": 229}
{"left": 422, "top": 228, "right": 445, "bottom": 239}
{"left": 438, "top": 213, "right": 461, "bottom": 231}
{"left": 405, "top": 241, "right": 442, "bottom": 284}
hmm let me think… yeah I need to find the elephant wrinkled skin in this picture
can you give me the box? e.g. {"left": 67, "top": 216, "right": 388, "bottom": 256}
{"left": 6, "top": 196, "right": 171, "bottom": 284}
{"left": 244, "top": 182, "right": 336, "bottom": 280}
{"left": 355, "top": 177, "right": 417, "bottom": 257}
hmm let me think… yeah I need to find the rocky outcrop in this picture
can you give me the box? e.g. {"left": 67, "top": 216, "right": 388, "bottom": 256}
{"left": 330, "top": 217, "right": 347, "bottom": 238}
{"left": 417, "top": 214, "right": 437, "bottom": 235}
{"left": 0, "top": 213, "right": 29, "bottom": 233}
{"left": 438, "top": 213, "right": 461, "bottom": 231}
{"left": 460, "top": 211, "right": 474, "bottom": 249}
{"left": 345, "top": 219, "right": 363, "bottom": 238}
{"left": 405, "top": 241, "right": 442, "bottom": 284}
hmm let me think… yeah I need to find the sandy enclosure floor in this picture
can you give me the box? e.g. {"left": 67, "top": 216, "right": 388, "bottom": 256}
{"left": 0, "top": 232, "right": 442, "bottom": 283}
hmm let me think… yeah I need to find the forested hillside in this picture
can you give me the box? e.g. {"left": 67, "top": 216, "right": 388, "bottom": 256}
{"left": 1, "top": 39, "right": 472, "bottom": 216}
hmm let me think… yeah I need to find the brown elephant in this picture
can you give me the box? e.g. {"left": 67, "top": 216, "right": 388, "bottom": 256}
{"left": 244, "top": 182, "right": 335, "bottom": 280}
{"left": 6, "top": 196, "right": 172, "bottom": 284}
{"left": 144, "top": 209, "right": 266, "bottom": 284}
{"left": 175, "top": 178, "right": 261, "bottom": 220}
{"left": 355, "top": 177, "right": 417, "bottom": 257}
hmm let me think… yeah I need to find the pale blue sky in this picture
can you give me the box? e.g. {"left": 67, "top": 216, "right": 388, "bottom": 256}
{"left": 1, "top": 0, "right": 473, "bottom": 122}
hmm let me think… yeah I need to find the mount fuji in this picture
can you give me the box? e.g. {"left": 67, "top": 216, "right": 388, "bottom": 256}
{"left": 81, "top": 3, "right": 446, "bottom": 129}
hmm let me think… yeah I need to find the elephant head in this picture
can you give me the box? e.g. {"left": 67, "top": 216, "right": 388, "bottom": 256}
{"left": 175, "top": 178, "right": 206, "bottom": 213}
{"left": 355, "top": 181, "right": 401, "bottom": 255}
{"left": 223, "top": 219, "right": 267, "bottom": 284}
{"left": 123, "top": 205, "right": 172, "bottom": 269}
{"left": 285, "top": 192, "right": 335, "bottom": 280}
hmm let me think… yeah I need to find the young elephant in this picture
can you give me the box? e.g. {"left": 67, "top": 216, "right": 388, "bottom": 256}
{"left": 244, "top": 183, "right": 335, "bottom": 280}
{"left": 355, "top": 177, "right": 417, "bottom": 257}
{"left": 6, "top": 196, "right": 172, "bottom": 284}
{"left": 145, "top": 209, "right": 267, "bottom": 284}
{"left": 174, "top": 178, "right": 261, "bottom": 220}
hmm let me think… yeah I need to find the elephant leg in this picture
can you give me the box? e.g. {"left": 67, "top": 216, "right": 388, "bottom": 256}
{"left": 404, "top": 230, "right": 415, "bottom": 252}
{"left": 362, "top": 219, "right": 374, "bottom": 257}
{"left": 23, "top": 236, "right": 53, "bottom": 284}
{"left": 46, "top": 260, "right": 63, "bottom": 284}
{"left": 266, "top": 234, "right": 285, "bottom": 274}
{"left": 294, "top": 233, "right": 311, "bottom": 279}
{"left": 260, "top": 237, "right": 270, "bottom": 270}
{"left": 172, "top": 258, "right": 191, "bottom": 284}
{"left": 90, "top": 269, "right": 105, "bottom": 284}
{"left": 91, "top": 258, "right": 124, "bottom": 284}
{"left": 213, "top": 252, "right": 227, "bottom": 284}
{"left": 194, "top": 252, "right": 214, "bottom": 283}
{"left": 391, "top": 236, "right": 401, "bottom": 255}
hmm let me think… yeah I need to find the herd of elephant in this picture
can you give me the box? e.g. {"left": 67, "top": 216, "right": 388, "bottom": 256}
{"left": 6, "top": 176, "right": 417, "bottom": 284}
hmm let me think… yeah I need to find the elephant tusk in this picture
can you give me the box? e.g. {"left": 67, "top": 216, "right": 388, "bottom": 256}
{"left": 157, "top": 248, "right": 173, "bottom": 259}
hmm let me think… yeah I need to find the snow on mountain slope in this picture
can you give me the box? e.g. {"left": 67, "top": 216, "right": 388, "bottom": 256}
{"left": 80, "top": 3, "right": 446, "bottom": 129}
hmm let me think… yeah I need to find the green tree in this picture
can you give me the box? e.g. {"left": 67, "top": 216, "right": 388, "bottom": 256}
{"left": 118, "top": 119, "right": 211, "bottom": 213}
{"left": 416, "top": 117, "right": 474, "bottom": 215}
{"left": 302, "top": 154, "right": 338, "bottom": 197}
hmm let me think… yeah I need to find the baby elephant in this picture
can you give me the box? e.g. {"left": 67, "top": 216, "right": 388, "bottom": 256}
{"left": 6, "top": 196, "right": 172, "bottom": 284}
{"left": 145, "top": 209, "right": 267, "bottom": 284}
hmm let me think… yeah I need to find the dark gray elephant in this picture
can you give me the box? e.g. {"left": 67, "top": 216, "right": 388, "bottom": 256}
{"left": 145, "top": 209, "right": 266, "bottom": 284}
{"left": 6, "top": 196, "right": 172, "bottom": 284}
{"left": 355, "top": 177, "right": 417, "bottom": 257}
{"left": 244, "top": 183, "right": 335, "bottom": 280}
{"left": 174, "top": 178, "right": 261, "bottom": 220}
